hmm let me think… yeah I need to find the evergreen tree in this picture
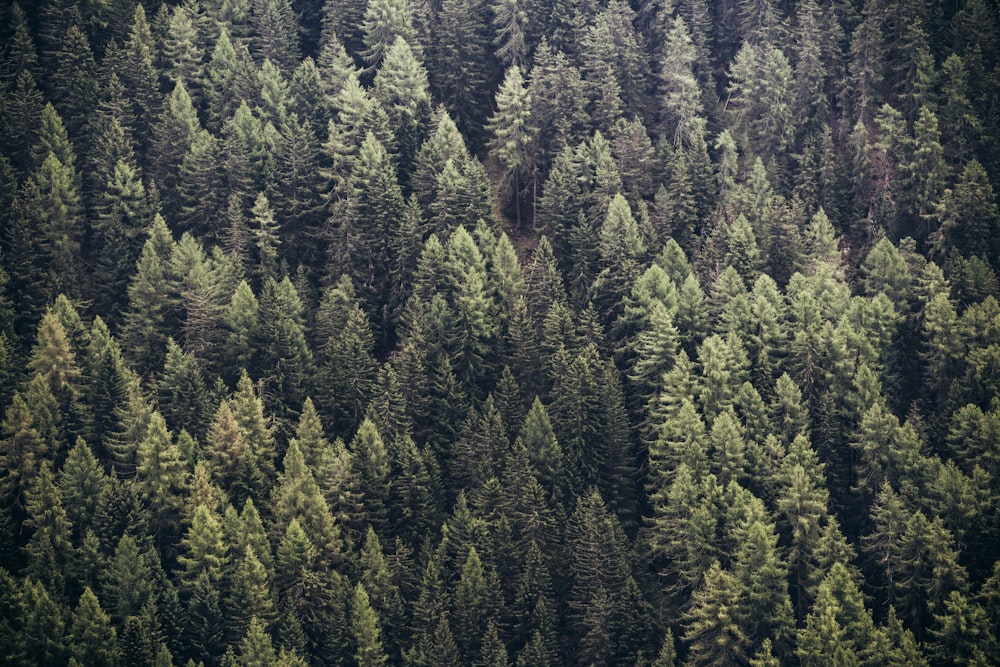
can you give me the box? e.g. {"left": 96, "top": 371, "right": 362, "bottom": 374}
{"left": 30, "top": 151, "right": 84, "bottom": 300}
{"left": 20, "top": 576, "right": 68, "bottom": 664}
{"left": 488, "top": 66, "right": 535, "bottom": 230}
{"left": 178, "top": 504, "right": 230, "bottom": 589}
{"left": 157, "top": 339, "right": 212, "bottom": 441}
{"left": 23, "top": 462, "right": 74, "bottom": 595}
{"left": 350, "top": 417, "right": 391, "bottom": 533}
{"left": 492, "top": 0, "right": 528, "bottom": 67}
{"left": 681, "top": 561, "right": 749, "bottom": 666}
{"left": 427, "top": 0, "right": 492, "bottom": 149}
{"left": 373, "top": 37, "right": 431, "bottom": 176}
{"left": 149, "top": 80, "right": 201, "bottom": 216}
{"left": 352, "top": 583, "right": 389, "bottom": 667}
{"left": 239, "top": 615, "right": 278, "bottom": 666}
{"left": 121, "top": 216, "right": 176, "bottom": 376}
{"left": 162, "top": 2, "right": 205, "bottom": 95}
{"left": 256, "top": 277, "right": 314, "bottom": 426}
{"left": 340, "top": 132, "right": 405, "bottom": 326}
{"left": 58, "top": 437, "right": 107, "bottom": 541}
{"left": 659, "top": 17, "right": 702, "bottom": 146}
{"left": 250, "top": 0, "right": 300, "bottom": 72}
{"left": 137, "top": 412, "right": 187, "bottom": 549}
{"left": 272, "top": 440, "right": 343, "bottom": 567}
{"left": 68, "top": 587, "right": 119, "bottom": 667}
{"left": 796, "top": 562, "right": 877, "bottom": 666}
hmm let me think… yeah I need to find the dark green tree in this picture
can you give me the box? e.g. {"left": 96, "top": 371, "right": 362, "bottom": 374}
{"left": 352, "top": 582, "right": 389, "bottom": 667}
{"left": 250, "top": 0, "right": 301, "bottom": 72}
{"left": 681, "top": 561, "right": 749, "bottom": 666}
{"left": 488, "top": 66, "right": 535, "bottom": 230}
{"left": 68, "top": 587, "right": 119, "bottom": 667}
{"left": 23, "top": 462, "right": 74, "bottom": 595}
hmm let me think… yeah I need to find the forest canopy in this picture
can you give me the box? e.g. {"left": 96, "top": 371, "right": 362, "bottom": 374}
{"left": 1, "top": 0, "right": 1000, "bottom": 665}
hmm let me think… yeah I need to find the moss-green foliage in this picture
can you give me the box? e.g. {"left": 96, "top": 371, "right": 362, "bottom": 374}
{"left": 1, "top": 1, "right": 1000, "bottom": 664}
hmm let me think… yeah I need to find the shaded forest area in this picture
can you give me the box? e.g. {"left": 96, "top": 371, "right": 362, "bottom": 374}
{"left": 1, "top": 0, "right": 1000, "bottom": 664}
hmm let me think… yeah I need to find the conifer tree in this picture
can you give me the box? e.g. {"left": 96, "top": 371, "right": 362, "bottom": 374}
{"left": 178, "top": 504, "right": 230, "bottom": 589}
{"left": 158, "top": 339, "right": 213, "bottom": 440}
{"left": 428, "top": 0, "right": 492, "bottom": 150}
{"left": 149, "top": 80, "right": 201, "bottom": 214}
{"left": 361, "top": 0, "right": 421, "bottom": 71}
{"left": 0, "top": 392, "right": 48, "bottom": 519}
{"left": 350, "top": 417, "right": 391, "bottom": 533}
{"left": 272, "top": 439, "right": 343, "bottom": 568}
{"left": 239, "top": 615, "right": 278, "bottom": 666}
{"left": 251, "top": 0, "right": 301, "bottom": 72}
{"left": 121, "top": 216, "right": 177, "bottom": 376}
{"left": 796, "top": 562, "right": 877, "bottom": 666}
{"left": 23, "top": 462, "right": 74, "bottom": 595}
{"left": 227, "top": 547, "right": 276, "bottom": 642}
{"left": 352, "top": 583, "right": 390, "bottom": 667}
{"left": 68, "top": 587, "right": 119, "bottom": 667}
{"left": 256, "top": 277, "right": 314, "bottom": 426}
{"left": 681, "top": 561, "right": 749, "bottom": 666}
{"left": 30, "top": 150, "right": 84, "bottom": 301}
{"left": 373, "top": 36, "right": 432, "bottom": 177}
{"left": 137, "top": 411, "right": 187, "bottom": 549}
{"left": 162, "top": 2, "right": 205, "bottom": 95}
{"left": 488, "top": 66, "right": 535, "bottom": 230}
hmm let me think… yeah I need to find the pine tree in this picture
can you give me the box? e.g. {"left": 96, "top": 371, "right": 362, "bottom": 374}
{"left": 239, "top": 615, "right": 278, "bottom": 666}
{"left": 659, "top": 17, "right": 702, "bottom": 146}
{"left": 357, "top": 527, "right": 406, "bottom": 657}
{"left": 178, "top": 504, "right": 230, "bottom": 588}
{"left": 269, "top": 111, "right": 324, "bottom": 251}
{"left": 452, "top": 547, "right": 498, "bottom": 660}
{"left": 251, "top": 0, "right": 301, "bottom": 72}
{"left": 104, "top": 533, "right": 155, "bottom": 622}
{"left": 428, "top": 0, "right": 493, "bottom": 150}
{"left": 176, "top": 129, "right": 227, "bottom": 239}
{"left": 895, "top": 509, "right": 968, "bottom": 638}
{"left": 137, "top": 411, "right": 187, "bottom": 549}
{"left": 272, "top": 440, "right": 344, "bottom": 568}
{"left": 121, "top": 216, "right": 177, "bottom": 376}
{"left": 184, "top": 570, "right": 227, "bottom": 663}
{"left": 732, "top": 519, "right": 795, "bottom": 656}
{"left": 30, "top": 151, "right": 84, "bottom": 300}
{"left": 361, "top": 0, "right": 421, "bottom": 71}
{"left": 796, "top": 562, "right": 876, "bottom": 666}
{"left": 350, "top": 417, "right": 391, "bottom": 533}
{"left": 227, "top": 547, "right": 276, "bottom": 642}
{"left": 341, "top": 132, "right": 404, "bottom": 324}
{"left": 23, "top": 462, "right": 74, "bottom": 595}
{"left": 373, "top": 36, "right": 432, "bottom": 177}
{"left": 488, "top": 66, "right": 535, "bottom": 230}
{"left": 352, "top": 583, "right": 389, "bottom": 667}
{"left": 58, "top": 437, "right": 107, "bottom": 542}
{"left": 930, "top": 160, "right": 999, "bottom": 262}
{"left": 256, "top": 277, "right": 314, "bottom": 426}
{"left": 0, "top": 392, "right": 48, "bottom": 519}
{"left": 681, "top": 561, "right": 749, "bottom": 666}
{"left": 157, "top": 338, "right": 213, "bottom": 441}
{"left": 20, "top": 576, "right": 68, "bottom": 664}
{"left": 68, "top": 587, "right": 119, "bottom": 667}
{"left": 149, "top": 80, "right": 201, "bottom": 216}
{"left": 315, "top": 277, "right": 379, "bottom": 432}
{"left": 162, "top": 2, "right": 205, "bottom": 94}
{"left": 477, "top": 618, "right": 508, "bottom": 667}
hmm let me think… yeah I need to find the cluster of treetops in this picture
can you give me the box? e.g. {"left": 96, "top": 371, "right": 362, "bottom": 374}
{"left": 1, "top": 0, "right": 1000, "bottom": 665}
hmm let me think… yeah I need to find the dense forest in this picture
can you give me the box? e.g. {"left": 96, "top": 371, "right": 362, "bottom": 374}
{"left": 1, "top": 0, "right": 1000, "bottom": 664}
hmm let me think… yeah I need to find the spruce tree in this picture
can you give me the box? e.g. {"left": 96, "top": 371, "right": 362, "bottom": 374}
{"left": 68, "top": 587, "right": 119, "bottom": 667}
{"left": 352, "top": 583, "right": 390, "bottom": 667}
{"left": 23, "top": 462, "right": 74, "bottom": 595}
